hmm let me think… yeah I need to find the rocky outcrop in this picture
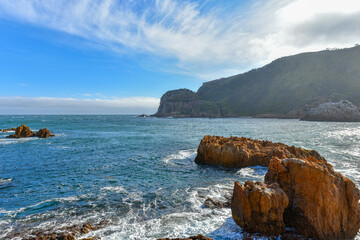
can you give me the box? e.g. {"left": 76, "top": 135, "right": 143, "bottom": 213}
{"left": 0, "top": 127, "right": 16, "bottom": 132}
{"left": 6, "top": 124, "right": 34, "bottom": 138}
{"left": 21, "top": 221, "right": 107, "bottom": 240}
{"left": 157, "top": 234, "right": 213, "bottom": 240}
{"left": 265, "top": 157, "right": 360, "bottom": 239}
{"left": 194, "top": 135, "right": 325, "bottom": 168}
{"left": 34, "top": 128, "right": 55, "bottom": 138}
{"left": 231, "top": 181, "right": 289, "bottom": 235}
{"left": 136, "top": 114, "right": 149, "bottom": 118}
{"left": 301, "top": 100, "right": 360, "bottom": 122}
{"left": 5, "top": 125, "right": 54, "bottom": 138}
{"left": 152, "top": 89, "right": 221, "bottom": 118}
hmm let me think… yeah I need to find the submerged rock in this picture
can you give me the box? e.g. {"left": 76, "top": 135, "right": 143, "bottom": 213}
{"left": 194, "top": 135, "right": 325, "bottom": 168}
{"left": 157, "top": 234, "right": 213, "bottom": 240}
{"left": 21, "top": 221, "right": 107, "bottom": 240}
{"left": 136, "top": 114, "right": 149, "bottom": 118}
{"left": 34, "top": 128, "right": 55, "bottom": 138}
{"left": 301, "top": 100, "right": 360, "bottom": 122}
{"left": 231, "top": 181, "right": 289, "bottom": 236}
{"left": 204, "top": 197, "right": 231, "bottom": 209}
{"left": 6, "top": 124, "right": 34, "bottom": 138}
{"left": 265, "top": 157, "right": 360, "bottom": 239}
{"left": 0, "top": 127, "right": 16, "bottom": 132}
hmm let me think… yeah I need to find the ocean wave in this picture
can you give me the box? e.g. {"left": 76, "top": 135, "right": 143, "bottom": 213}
{"left": 101, "top": 186, "right": 127, "bottom": 193}
{"left": 235, "top": 166, "right": 268, "bottom": 181}
{"left": 0, "top": 137, "right": 39, "bottom": 145}
{"left": 162, "top": 149, "right": 197, "bottom": 164}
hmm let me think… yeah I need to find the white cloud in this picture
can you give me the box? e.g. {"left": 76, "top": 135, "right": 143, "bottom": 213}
{"left": 0, "top": 96, "right": 160, "bottom": 114}
{"left": 0, "top": 0, "right": 359, "bottom": 79}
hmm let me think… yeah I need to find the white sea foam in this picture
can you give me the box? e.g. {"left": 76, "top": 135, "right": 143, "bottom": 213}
{"left": 162, "top": 149, "right": 197, "bottom": 164}
{"left": 0, "top": 137, "right": 39, "bottom": 145}
{"left": 235, "top": 166, "right": 268, "bottom": 181}
{"left": 101, "top": 186, "right": 127, "bottom": 193}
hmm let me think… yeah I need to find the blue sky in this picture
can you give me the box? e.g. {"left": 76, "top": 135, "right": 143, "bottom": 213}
{"left": 0, "top": 0, "right": 360, "bottom": 114}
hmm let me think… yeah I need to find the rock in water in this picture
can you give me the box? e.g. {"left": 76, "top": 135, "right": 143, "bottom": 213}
{"left": 157, "top": 235, "right": 213, "bottom": 240}
{"left": 34, "top": 128, "right": 55, "bottom": 138}
{"left": 194, "top": 135, "right": 325, "bottom": 168}
{"left": 265, "top": 157, "right": 360, "bottom": 239}
{"left": 231, "top": 181, "right": 289, "bottom": 236}
{"left": 301, "top": 100, "right": 360, "bottom": 122}
{"left": 6, "top": 124, "right": 34, "bottom": 138}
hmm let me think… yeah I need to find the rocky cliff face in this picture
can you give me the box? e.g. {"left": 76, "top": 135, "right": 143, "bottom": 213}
{"left": 194, "top": 135, "right": 325, "bottom": 168}
{"left": 301, "top": 100, "right": 360, "bottom": 122}
{"left": 231, "top": 181, "right": 289, "bottom": 235}
{"left": 265, "top": 157, "right": 360, "bottom": 239}
{"left": 152, "top": 89, "right": 221, "bottom": 117}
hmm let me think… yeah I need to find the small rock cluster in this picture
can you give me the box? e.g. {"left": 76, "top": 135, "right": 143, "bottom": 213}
{"left": 21, "top": 221, "right": 107, "bottom": 240}
{"left": 3, "top": 124, "right": 55, "bottom": 138}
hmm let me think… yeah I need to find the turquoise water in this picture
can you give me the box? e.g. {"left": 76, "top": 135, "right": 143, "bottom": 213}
{"left": 0, "top": 115, "right": 359, "bottom": 239}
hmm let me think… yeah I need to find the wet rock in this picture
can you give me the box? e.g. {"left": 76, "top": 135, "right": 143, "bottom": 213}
{"left": 194, "top": 135, "right": 325, "bottom": 168}
{"left": 0, "top": 127, "right": 16, "bottom": 132}
{"left": 204, "top": 197, "right": 231, "bottom": 209}
{"left": 301, "top": 100, "right": 360, "bottom": 122}
{"left": 231, "top": 181, "right": 289, "bottom": 236}
{"left": 6, "top": 124, "right": 34, "bottom": 138}
{"left": 21, "top": 221, "right": 107, "bottom": 240}
{"left": 157, "top": 234, "right": 214, "bottom": 240}
{"left": 136, "top": 114, "right": 149, "bottom": 117}
{"left": 34, "top": 128, "right": 55, "bottom": 138}
{"left": 265, "top": 157, "right": 360, "bottom": 239}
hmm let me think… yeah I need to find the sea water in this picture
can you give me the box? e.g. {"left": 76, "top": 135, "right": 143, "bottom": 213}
{"left": 0, "top": 115, "right": 359, "bottom": 239}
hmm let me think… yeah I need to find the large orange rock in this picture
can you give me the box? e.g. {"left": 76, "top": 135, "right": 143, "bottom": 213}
{"left": 265, "top": 157, "right": 360, "bottom": 239}
{"left": 194, "top": 135, "right": 324, "bottom": 168}
{"left": 6, "top": 124, "right": 34, "bottom": 138}
{"left": 231, "top": 181, "right": 289, "bottom": 235}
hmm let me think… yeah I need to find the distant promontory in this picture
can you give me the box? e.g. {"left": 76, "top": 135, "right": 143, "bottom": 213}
{"left": 152, "top": 46, "right": 360, "bottom": 120}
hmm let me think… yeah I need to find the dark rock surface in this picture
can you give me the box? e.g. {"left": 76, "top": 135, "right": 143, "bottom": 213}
{"left": 20, "top": 221, "right": 107, "bottom": 240}
{"left": 152, "top": 89, "right": 221, "bottom": 118}
{"left": 157, "top": 234, "right": 214, "bottom": 240}
{"left": 231, "top": 181, "right": 289, "bottom": 236}
{"left": 301, "top": 100, "right": 360, "bottom": 122}
{"left": 194, "top": 135, "right": 325, "bottom": 168}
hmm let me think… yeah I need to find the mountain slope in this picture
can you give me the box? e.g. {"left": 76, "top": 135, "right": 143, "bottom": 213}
{"left": 154, "top": 45, "right": 360, "bottom": 117}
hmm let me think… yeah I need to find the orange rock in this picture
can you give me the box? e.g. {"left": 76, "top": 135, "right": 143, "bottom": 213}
{"left": 194, "top": 135, "right": 324, "bottom": 168}
{"left": 265, "top": 157, "right": 360, "bottom": 239}
{"left": 231, "top": 181, "right": 289, "bottom": 235}
{"left": 6, "top": 124, "right": 34, "bottom": 138}
{"left": 34, "top": 128, "right": 55, "bottom": 138}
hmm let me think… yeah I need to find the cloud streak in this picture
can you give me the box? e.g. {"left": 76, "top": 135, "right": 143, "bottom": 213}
{"left": 0, "top": 96, "right": 160, "bottom": 114}
{"left": 0, "top": 0, "right": 360, "bottom": 78}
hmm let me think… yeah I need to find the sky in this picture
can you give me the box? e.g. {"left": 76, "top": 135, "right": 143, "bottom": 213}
{"left": 1, "top": 0, "right": 360, "bottom": 114}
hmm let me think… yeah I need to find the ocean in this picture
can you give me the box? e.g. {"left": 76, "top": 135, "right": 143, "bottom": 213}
{"left": 0, "top": 115, "right": 359, "bottom": 239}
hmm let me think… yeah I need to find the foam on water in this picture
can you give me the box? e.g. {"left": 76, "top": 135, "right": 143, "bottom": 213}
{"left": 162, "top": 149, "right": 197, "bottom": 164}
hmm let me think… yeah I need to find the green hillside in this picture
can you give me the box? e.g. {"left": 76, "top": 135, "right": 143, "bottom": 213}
{"left": 196, "top": 46, "right": 360, "bottom": 116}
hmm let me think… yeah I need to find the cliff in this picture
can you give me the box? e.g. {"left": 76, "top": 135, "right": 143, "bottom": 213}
{"left": 154, "top": 45, "right": 360, "bottom": 118}
{"left": 152, "top": 89, "right": 221, "bottom": 117}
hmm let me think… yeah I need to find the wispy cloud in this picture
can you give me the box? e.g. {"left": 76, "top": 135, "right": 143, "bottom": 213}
{"left": 0, "top": 96, "right": 160, "bottom": 114}
{"left": 0, "top": 0, "right": 359, "bottom": 78}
